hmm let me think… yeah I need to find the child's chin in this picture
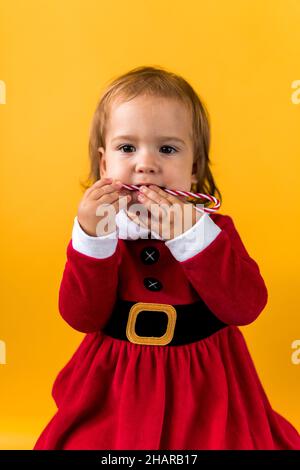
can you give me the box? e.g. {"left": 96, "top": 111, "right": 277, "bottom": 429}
{"left": 119, "top": 190, "right": 139, "bottom": 206}
{"left": 127, "top": 197, "right": 150, "bottom": 214}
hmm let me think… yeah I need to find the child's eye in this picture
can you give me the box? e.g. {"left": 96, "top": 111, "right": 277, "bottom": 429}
{"left": 118, "top": 144, "right": 135, "bottom": 153}
{"left": 160, "top": 146, "right": 177, "bottom": 154}
{"left": 117, "top": 145, "right": 178, "bottom": 154}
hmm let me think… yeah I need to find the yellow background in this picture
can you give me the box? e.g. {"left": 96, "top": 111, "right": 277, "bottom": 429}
{"left": 0, "top": 0, "right": 300, "bottom": 449}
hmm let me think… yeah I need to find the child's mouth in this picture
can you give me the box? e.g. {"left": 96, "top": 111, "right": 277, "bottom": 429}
{"left": 119, "top": 184, "right": 154, "bottom": 201}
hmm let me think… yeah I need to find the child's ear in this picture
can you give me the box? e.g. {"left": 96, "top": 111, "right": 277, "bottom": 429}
{"left": 97, "top": 147, "right": 106, "bottom": 178}
{"left": 97, "top": 146, "right": 104, "bottom": 157}
{"left": 191, "top": 162, "right": 198, "bottom": 183}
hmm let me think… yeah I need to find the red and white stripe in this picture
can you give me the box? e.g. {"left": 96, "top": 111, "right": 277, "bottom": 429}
{"left": 121, "top": 184, "right": 221, "bottom": 214}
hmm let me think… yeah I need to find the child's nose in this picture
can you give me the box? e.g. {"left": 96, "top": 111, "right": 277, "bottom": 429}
{"left": 135, "top": 158, "right": 159, "bottom": 174}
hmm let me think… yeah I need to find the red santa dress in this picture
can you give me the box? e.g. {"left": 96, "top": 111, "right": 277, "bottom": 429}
{"left": 33, "top": 208, "right": 300, "bottom": 450}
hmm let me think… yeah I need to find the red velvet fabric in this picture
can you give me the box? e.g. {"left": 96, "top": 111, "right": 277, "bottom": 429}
{"left": 33, "top": 213, "right": 300, "bottom": 449}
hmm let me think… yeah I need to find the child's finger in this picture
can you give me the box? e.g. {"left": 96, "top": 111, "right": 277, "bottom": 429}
{"left": 113, "top": 194, "right": 131, "bottom": 213}
{"left": 84, "top": 177, "right": 113, "bottom": 198}
{"left": 140, "top": 185, "right": 180, "bottom": 206}
{"left": 89, "top": 181, "right": 122, "bottom": 201}
{"left": 137, "top": 192, "right": 169, "bottom": 218}
{"left": 95, "top": 192, "right": 131, "bottom": 214}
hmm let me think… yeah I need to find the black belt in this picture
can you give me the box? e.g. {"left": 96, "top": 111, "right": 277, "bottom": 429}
{"left": 102, "top": 298, "right": 228, "bottom": 346}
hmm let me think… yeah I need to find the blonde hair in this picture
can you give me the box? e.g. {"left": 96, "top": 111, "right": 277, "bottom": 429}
{"left": 80, "top": 65, "right": 222, "bottom": 207}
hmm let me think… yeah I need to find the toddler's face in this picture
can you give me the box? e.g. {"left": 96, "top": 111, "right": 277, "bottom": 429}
{"left": 98, "top": 94, "right": 197, "bottom": 206}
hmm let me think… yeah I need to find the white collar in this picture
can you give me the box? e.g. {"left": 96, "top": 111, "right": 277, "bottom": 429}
{"left": 115, "top": 208, "right": 163, "bottom": 240}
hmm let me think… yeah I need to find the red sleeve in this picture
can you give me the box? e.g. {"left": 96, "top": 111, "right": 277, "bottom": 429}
{"left": 179, "top": 214, "right": 268, "bottom": 326}
{"left": 58, "top": 239, "right": 121, "bottom": 333}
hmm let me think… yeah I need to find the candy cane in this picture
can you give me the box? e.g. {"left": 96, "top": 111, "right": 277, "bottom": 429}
{"left": 121, "top": 184, "right": 221, "bottom": 214}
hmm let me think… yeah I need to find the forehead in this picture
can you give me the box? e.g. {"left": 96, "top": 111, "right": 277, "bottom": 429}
{"left": 106, "top": 94, "right": 193, "bottom": 140}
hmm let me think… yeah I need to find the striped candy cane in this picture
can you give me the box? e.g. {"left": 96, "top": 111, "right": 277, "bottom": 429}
{"left": 120, "top": 184, "right": 221, "bottom": 214}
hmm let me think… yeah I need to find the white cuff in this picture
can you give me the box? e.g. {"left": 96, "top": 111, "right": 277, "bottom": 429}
{"left": 165, "top": 212, "right": 222, "bottom": 262}
{"left": 71, "top": 216, "right": 118, "bottom": 259}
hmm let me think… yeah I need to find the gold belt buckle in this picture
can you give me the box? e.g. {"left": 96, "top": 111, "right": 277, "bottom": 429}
{"left": 126, "top": 302, "right": 177, "bottom": 346}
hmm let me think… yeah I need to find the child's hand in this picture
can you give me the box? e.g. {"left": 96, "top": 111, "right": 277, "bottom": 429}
{"left": 77, "top": 178, "right": 131, "bottom": 237}
{"left": 135, "top": 184, "right": 203, "bottom": 240}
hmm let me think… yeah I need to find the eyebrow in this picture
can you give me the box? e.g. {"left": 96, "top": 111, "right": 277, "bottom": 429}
{"left": 111, "top": 135, "right": 186, "bottom": 145}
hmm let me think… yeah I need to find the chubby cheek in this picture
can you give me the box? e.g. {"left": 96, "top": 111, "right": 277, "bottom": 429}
{"left": 105, "top": 158, "right": 129, "bottom": 179}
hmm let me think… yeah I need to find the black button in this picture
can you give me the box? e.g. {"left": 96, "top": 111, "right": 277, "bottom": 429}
{"left": 144, "top": 277, "right": 163, "bottom": 291}
{"left": 140, "top": 246, "right": 160, "bottom": 265}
